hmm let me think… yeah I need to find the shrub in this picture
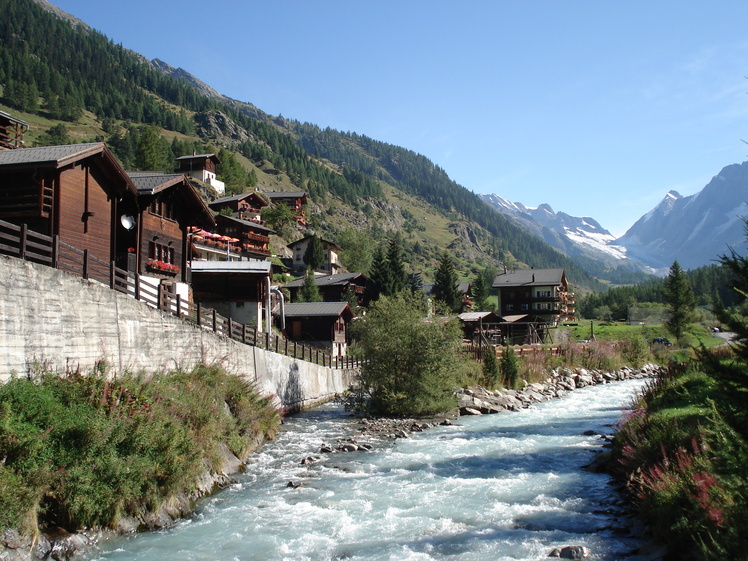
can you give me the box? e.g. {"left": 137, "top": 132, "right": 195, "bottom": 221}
{"left": 0, "top": 365, "right": 280, "bottom": 534}
{"left": 348, "top": 294, "right": 462, "bottom": 416}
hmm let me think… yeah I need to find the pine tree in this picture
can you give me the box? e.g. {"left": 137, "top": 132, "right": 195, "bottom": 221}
{"left": 499, "top": 343, "right": 519, "bottom": 389}
{"left": 471, "top": 273, "right": 490, "bottom": 311}
{"left": 432, "top": 252, "right": 461, "bottom": 313}
{"left": 365, "top": 246, "right": 391, "bottom": 304}
{"left": 482, "top": 346, "right": 500, "bottom": 388}
{"left": 299, "top": 267, "right": 322, "bottom": 302}
{"left": 386, "top": 238, "right": 407, "bottom": 295}
{"left": 662, "top": 260, "right": 696, "bottom": 341}
{"left": 303, "top": 235, "right": 325, "bottom": 272}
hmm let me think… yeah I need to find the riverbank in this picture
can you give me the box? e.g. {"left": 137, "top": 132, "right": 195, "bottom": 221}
{"left": 0, "top": 366, "right": 281, "bottom": 561}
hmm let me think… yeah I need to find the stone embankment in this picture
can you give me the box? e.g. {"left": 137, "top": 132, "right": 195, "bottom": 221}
{"left": 456, "top": 363, "right": 662, "bottom": 416}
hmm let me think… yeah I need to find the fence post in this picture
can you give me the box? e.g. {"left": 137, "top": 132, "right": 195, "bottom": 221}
{"left": 158, "top": 283, "right": 165, "bottom": 312}
{"left": 82, "top": 249, "right": 89, "bottom": 279}
{"left": 265, "top": 331, "right": 270, "bottom": 349}
{"left": 253, "top": 328, "right": 258, "bottom": 347}
{"left": 228, "top": 318, "right": 233, "bottom": 339}
{"left": 109, "top": 261, "right": 115, "bottom": 289}
{"left": 242, "top": 324, "right": 247, "bottom": 344}
{"left": 176, "top": 294, "right": 182, "bottom": 318}
{"left": 52, "top": 235, "right": 59, "bottom": 269}
{"left": 19, "top": 223, "right": 27, "bottom": 259}
{"left": 293, "top": 341, "right": 297, "bottom": 358}
{"left": 285, "top": 338, "right": 289, "bottom": 356}
{"left": 275, "top": 335, "right": 279, "bottom": 353}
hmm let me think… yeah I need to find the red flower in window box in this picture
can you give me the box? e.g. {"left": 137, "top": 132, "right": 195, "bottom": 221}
{"left": 145, "top": 259, "right": 180, "bottom": 275}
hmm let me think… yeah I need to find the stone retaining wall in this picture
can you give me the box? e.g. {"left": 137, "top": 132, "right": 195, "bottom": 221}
{"left": 0, "top": 255, "right": 354, "bottom": 409}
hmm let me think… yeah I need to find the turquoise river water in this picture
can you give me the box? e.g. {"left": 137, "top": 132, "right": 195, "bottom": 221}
{"left": 82, "top": 378, "right": 651, "bottom": 561}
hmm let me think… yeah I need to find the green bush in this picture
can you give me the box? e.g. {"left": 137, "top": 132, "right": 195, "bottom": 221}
{"left": 0, "top": 365, "right": 280, "bottom": 534}
{"left": 348, "top": 294, "right": 462, "bottom": 416}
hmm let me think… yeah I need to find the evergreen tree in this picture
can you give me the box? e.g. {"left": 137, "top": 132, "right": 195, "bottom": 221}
{"left": 662, "top": 260, "right": 696, "bottom": 340}
{"left": 482, "top": 346, "right": 500, "bottom": 388}
{"left": 35, "top": 123, "right": 70, "bottom": 146}
{"left": 338, "top": 228, "right": 374, "bottom": 274}
{"left": 134, "top": 125, "right": 171, "bottom": 172}
{"left": 365, "top": 246, "right": 391, "bottom": 304}
{"left": 386, "top": 237, "right": 407, "bottom": 295}
{"left": 471, "top": 273, "right": 490, "bottom": 311}
{"left": 499, "top": 343, "right": 519, "bottom": 389}
{"left": 299, "top": 267, "right": 322, "bottom": 303}
{"left": 303, "top": 235, "right": 325, "bottom": 272}
{"left": 432, "top": 252, "right": 461, "bottom": 313}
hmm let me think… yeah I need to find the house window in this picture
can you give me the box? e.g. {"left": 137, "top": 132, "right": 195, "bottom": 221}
{"left": 149, "top": 199, "right": 174, "bottom": 220}
{"left": 149, "top": 241, "right": 175, "bottom": 264}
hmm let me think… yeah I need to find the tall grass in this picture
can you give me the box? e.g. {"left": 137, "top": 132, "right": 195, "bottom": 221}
{"left": 0, "top": 364, "right": 280, "bottom": 535}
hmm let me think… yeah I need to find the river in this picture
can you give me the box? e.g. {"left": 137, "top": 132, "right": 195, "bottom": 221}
{"left": 82, "top": 378, "right": 650, "bottom": 561}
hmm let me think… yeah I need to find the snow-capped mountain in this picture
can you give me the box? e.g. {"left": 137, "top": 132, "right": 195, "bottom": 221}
{"left": 613, "top": 161, "right": 748, "bottom": 271}
{"left": 480, "top": 194, "right": 648, "bottom": 279}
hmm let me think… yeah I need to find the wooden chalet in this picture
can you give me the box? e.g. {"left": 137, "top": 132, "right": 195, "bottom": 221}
{"left": 458, "top": 311, "right": 503, "bottom": 344}
{"left": 127, "top": 172, "right": 215, "bottom": 283}
{"left": 209, "top": 191, "right": 268, "bottom": 223}
{"left": 266, "top": 190, "right": 307, "bottom": 226}
{"left": 176, "top": 153, "right": 225, "bottom": 194}
{"left": 492, "top": 268, "right": 575, "bottom": 326}
{"left": 215, "top": 214, "right": 274, "bottom": 260}
{"left": 287, "top": 235, "right": 341, "bottom": 273}
{"left": 189, "top": 260, "right": 272, "bottom": 330}
{"left": 0, "top": 111, "right": 28, "bottom": 150}
{"left": 282, "top": 301, "right": 354, "bottom": 357}
{"left": 0, "top": 143, "right": 138, "bottom": 270}
{"left": 283, "top": 272, "right": 367, "bottom": 304}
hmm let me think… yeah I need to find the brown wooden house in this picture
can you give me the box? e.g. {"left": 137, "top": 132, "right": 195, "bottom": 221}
{"left": 127, "top": 172, "right": 215, "bottom": 282}
{"left": 283, "top": 272, "right": 367, "bottom": 304}
{"left": 176, "top": 153, "right": 225, "bottom": 194}
{"left": 266, "top": 190, "right": 308, "bottom": 226}
{"left": 0, "top": 143, "right": 138, "bottom": 269}
{"left": 0, "top": 111, "right": 28, "bottom": 150}
{"left": 209, "top": 191, "right": 269, "bottom": 223}
{"left": 213, "top": 214, "right": 274, "bottom": 260}
{"left": 282, "top": 301, "right": 354, "bottom": 356}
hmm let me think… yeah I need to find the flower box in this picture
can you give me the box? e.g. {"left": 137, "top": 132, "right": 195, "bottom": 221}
{"left": 145, "top": 259, "right": 180, "bottom": 275}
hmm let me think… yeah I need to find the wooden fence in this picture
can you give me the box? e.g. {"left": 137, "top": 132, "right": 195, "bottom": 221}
{"left": 462, "top": 342, "right": 570, "bottom": 362}
{"left": 0, "top": 219, "right": 364, "bottom": 370}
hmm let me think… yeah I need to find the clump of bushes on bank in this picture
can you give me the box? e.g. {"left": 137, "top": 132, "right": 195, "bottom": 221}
{"left": 612, "top": 359, "right": 748, "bottom": 560}
{"left": 0, "top": 364, "right": 280, "bottom": 535}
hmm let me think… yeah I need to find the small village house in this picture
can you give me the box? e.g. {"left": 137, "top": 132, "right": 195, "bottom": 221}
{"left": 176, "top": 153, "right": 225, "bottom": 195}
{"left": 287, "top": 235, "right": 341, "bottom": 273}
{"left": 208, "top": 191, "right": 268, "bottom": 223}
{"left": 214, "top": 214, "right": 274, "bottom": 260}
{"left": 189, "top": 260, "right": 273, "bottom": 330}
{"left": 282, "top": 301, "right": 354, "bottom": 357}
{"left": 283, "top": 272, "right": 367, "bottom": 304}
{"left": 127, "top": 171, "right": 215, "bottom": 291}
{"left": 492, "top": 268, "right": 575, "bottom": 326}
{"left": 266, "top": 190, "right": 308, "bottom": 227}
{"left": 0, "top": 143, "right": 139, "bottom": 271}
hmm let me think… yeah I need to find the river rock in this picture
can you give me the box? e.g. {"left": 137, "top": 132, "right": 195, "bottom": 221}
{"left": 549, "top": 545, "right": 590, "bottom": 558}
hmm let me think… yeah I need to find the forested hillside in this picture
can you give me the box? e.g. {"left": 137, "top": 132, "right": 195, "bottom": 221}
{"left": 1, "top": 0, "right": 607, "bottom": 290}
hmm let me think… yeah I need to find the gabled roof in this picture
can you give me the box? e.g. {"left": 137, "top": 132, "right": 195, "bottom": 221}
{"left": 0, "top": 110, "right": 28, "bottom": 128}
{"left": 266, "top": 190, "right": 307, "bottom": 199}
{"left": 176, "top": 153, "right": 221, "bottom": 163}
{"left": 284, "top": 301, "right": 354, "bottom": 319}
{"left": 128, "top": 171, "right": 186, "bottom": 194}
{"left": 209, "top": 191, "right": 269, "bottom": 207}
{"left": 283, "top": 272, "right": 366, "bottom": 289}
{"left": 287, "top": 235, "right": 340, "bottom": 250}
{"left": 458, "top": 311, "right": 494, "bottom": 322}
{"left": 492, "top": 268, "right": 566, "bottom": 288}
{"left": 0, "top": 143, "right": 137, "bottom": 195}
{"left": 215, "top": 214, "right": 276, "bottom": 234}
{"left": 127, "top": 171, "right": 215, "bottom": 226}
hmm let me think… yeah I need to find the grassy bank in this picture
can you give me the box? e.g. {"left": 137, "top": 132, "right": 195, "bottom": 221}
{"left": 612, "top": 355, "right": 748, "bottom": 560}
{"left": 0, "top": 364, "right": 281, "bottom": 536}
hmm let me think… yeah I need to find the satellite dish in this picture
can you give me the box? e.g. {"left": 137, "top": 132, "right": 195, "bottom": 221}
{"left": 120, "top": 214, "right": 135, "bottom": 231}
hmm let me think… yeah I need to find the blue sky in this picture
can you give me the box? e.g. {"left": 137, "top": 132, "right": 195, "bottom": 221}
{"left": 51, "top": 0, "right": 748, "bottom": 237}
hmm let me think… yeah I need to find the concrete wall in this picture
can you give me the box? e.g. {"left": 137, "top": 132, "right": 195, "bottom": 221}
{"left": 0, "top": 255, "right": 354, "bottom": 410}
